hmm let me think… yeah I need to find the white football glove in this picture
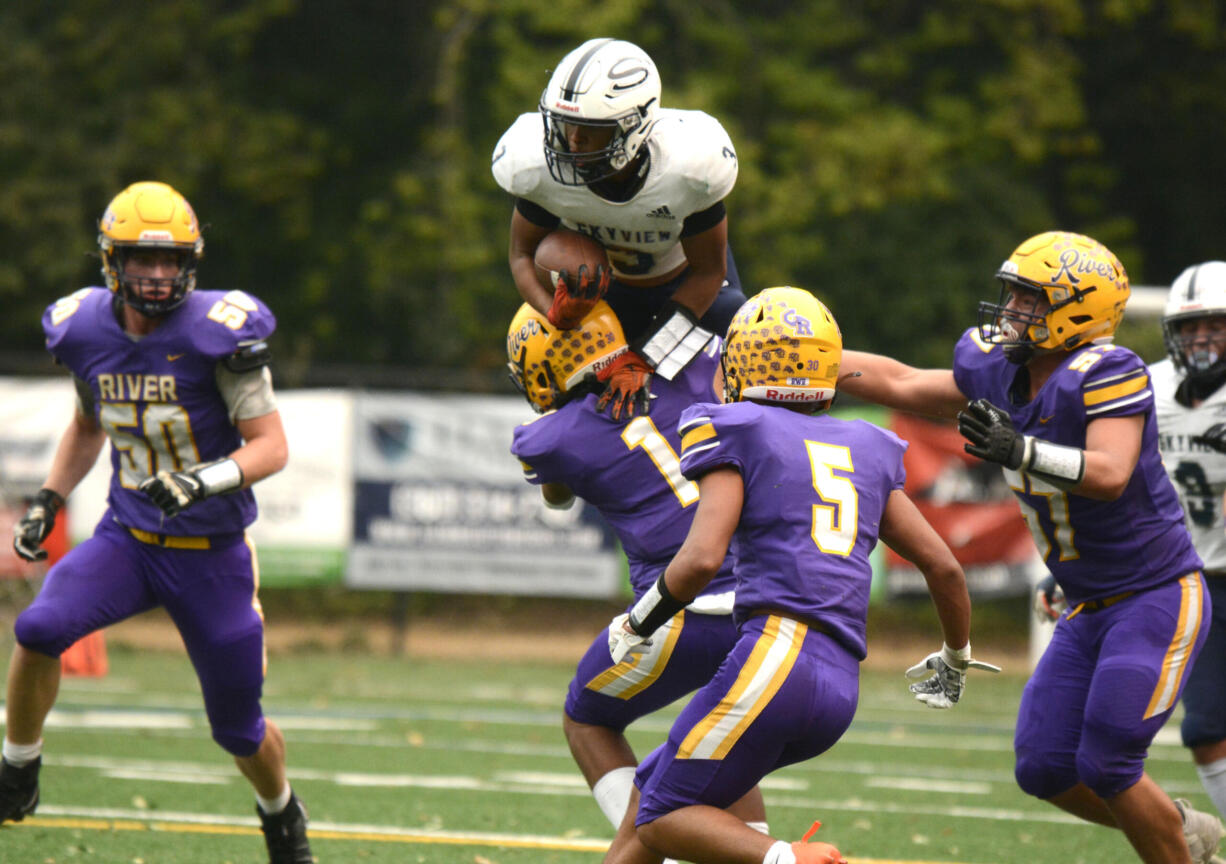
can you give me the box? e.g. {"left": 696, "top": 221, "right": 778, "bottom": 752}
{"left": 905, "top": 643, "right": 1001, "bottom": 709}
{"left": 607, "top": 612, "right": 652, "bottom": 664}
{"left": 1033, "top": 574, "right": 1067, "bottom": 623}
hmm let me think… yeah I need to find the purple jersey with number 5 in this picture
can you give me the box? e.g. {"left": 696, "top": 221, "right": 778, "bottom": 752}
{"left": 952, "top": 328, "right": 1201, "bottom": 605}
{"left": 42, "top": 287, "right": 275, "bottom": 536}
{"left": 511, "top": 341, "right": 735, "bottom": 602}
{"left": 677, "top": 401, "right": 908, "bottom": 660}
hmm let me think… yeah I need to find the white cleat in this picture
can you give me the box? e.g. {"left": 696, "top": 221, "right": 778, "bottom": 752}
{"left": 1175, "top": 798, "right": 1225, "bottom": 864}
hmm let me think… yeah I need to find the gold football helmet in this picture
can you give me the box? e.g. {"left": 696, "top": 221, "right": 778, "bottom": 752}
{"left": 98, "top": 181, "right": 204, "bottom": 316}
{"left": 978, "top": 231, "right": 1129, "bottom": 363}
{"left": 507, "top": 301, "right": 628, "bottom": 413}
{"left": 722, "top": 287, "right": 842, "bottom": 407}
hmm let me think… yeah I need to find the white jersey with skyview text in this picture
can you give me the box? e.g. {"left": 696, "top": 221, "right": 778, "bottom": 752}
{"left": 491, "top": 108, "right": 737, "bottom": 282}
{"left": 1151, "top": 356, "right": 1226, "bottom": 572}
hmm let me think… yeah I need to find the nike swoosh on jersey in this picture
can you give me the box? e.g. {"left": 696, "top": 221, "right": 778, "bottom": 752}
{"left": 167, "top": 354, "right": 185, "bottom": 362}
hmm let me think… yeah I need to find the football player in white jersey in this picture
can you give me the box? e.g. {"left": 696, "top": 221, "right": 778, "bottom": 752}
{"left": 492, "top": 37, "right": 745, "bottom": 420}
{"left": 1153, "top": 260, "right": 1226, "bottom": 826}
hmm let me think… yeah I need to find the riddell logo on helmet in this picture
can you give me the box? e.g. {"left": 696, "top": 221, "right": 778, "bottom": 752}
{"left": 591, "top": 346, "right": 628, "bottom": 373}
{"left": 139, "top": 230, "right": 174, "bottom": 242}
{"left": 765, "top": 389, "right": 821, "bottom": 402}
{"left": 552, "top": 101, "right": 581, "bottom": 113}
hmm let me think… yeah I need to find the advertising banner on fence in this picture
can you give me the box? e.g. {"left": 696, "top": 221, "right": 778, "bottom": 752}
{"left": 0, "top": 379, "right": 350, "bottom": 587}
{"left": 883, "top": 412, "right": 1037, "bottom": 597}
{"left": 347, "top": 392, "right": 623, "bottom": 597}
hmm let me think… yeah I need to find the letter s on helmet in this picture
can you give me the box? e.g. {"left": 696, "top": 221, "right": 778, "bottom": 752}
{"left": 978, "top": 231, "right": 1130, "bottom": 364}
{"left": 722, "top": 287, "right": 842, "bottom": 408}
{"left": 539, "top": 37, "right": 661, "bottom": 186}
{"left": 507, "top": 300, "right": 628, "bottom": 413}
{"left": 98, "top": 181, "right": 204, "bottom": 317}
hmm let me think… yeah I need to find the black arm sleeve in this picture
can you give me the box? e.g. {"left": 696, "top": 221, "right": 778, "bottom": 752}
{"left": 72, "top": 375, "right": 96, "bottom": 417}
{"left": 223, "top": 341, "right": 272, "bottom": 372}
{"left": 680, "top": 200, "right": 726, "bottom": 238}
{"left": 515, "top": 198, "right": 561, "bottom": 230}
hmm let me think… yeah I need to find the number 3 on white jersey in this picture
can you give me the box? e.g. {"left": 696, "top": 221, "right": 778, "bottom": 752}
{"left": 807, "top": 440, "right": 858, "bottom": 556}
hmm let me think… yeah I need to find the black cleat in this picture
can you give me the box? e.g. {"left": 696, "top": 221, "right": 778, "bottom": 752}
{"left": 0, "top": 756, "right": 40, "bottom": 825}
{"left": 258, "top": 791, "right": 314, "bottom": 864}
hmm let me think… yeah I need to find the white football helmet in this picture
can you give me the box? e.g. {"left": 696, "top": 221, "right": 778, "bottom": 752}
{"left": 539, "top": 38, "right": 661, "bottom": 186}
{"left": 1163, "top": 261, "right": 1226, "bottom": 379}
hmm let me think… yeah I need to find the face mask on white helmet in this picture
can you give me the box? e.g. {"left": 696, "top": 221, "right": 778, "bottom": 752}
{"left": 539, "top": 38, "right": 661, "bottom": 186}
{"left": 1162, "top": 261, "right": 1226, "bottom": 378}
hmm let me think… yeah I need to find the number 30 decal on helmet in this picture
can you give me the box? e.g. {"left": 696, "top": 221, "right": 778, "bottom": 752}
{"left": 539, "top": 38, "right": 661, "bottom": 187}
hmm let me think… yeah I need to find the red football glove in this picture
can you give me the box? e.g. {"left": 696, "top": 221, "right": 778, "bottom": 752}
{"left": 547, "top": 264, "right": 610, "bottom": 330}
{"left": 596, "top": 350, "right": 653, "bottom": 420}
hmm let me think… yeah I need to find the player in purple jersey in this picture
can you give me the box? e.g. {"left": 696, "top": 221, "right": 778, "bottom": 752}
{"left": 507, "top": 300, "right": 769, "bottom": 853}
{"left": 494, "top": 37, "right": 746, "bottom": 420}
{"left": 605, "top": 287, "right": 989, "bottom": 864}
{"left": 841, "top": 231, "right": 1222, "bottom": 864}
{"left": 1, "top": 182, "right": 312, "bottom": 864}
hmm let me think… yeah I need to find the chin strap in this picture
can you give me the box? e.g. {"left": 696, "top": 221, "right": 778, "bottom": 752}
{"left": 632, "top": 300, "right": 714, "bottom": 381}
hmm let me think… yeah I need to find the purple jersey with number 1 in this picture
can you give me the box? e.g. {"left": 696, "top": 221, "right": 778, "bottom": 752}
{"left": 513, "top": 341, "right": 740, "bottom": 734}
{"left": 511, "top": 340, "right": 735, "bottom": 602}
{"left": 952, "top": 328, "right": 1201, "bottom": 604}
{"left": 42, "top": 287, "right": 274, "bottom": 536}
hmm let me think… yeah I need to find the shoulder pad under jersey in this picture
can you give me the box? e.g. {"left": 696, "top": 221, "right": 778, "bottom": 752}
{"left": 1070, "top": 344, "right": 1152, "bottom": 419}
{"left": 492, "top": 113, "right": 545, "bottom": 198}
{"left": 42, "top": 288, "right": 110, "bottom": 372}
{"left": 179, "top": 289, "right": 277, "bottom": 362}
{"left": 655, "top": 110, "right": 738, "bottom": 203}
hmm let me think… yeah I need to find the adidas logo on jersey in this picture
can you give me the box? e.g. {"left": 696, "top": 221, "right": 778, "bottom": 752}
{"left": 646, "top": 205, "right": 674, "bottom": 219}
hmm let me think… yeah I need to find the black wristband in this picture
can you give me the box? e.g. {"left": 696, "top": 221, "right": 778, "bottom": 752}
{"left": 627, "top": 573, "right": 687, "bottom": 636}
{"left": 35, "top": 487, "right": 65, "bottom": 515}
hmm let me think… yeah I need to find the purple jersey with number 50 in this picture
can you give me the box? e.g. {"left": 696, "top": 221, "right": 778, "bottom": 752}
{"left": 42, "top": 287, "right": 275, "bottom": 536}
{"left": 511, "top": 341, "right": 735, "bottom": 602}
{"left": 677, "top": 401, "right": 908, "bottom": 660}
{"left": 952, "top": 328, "right": 1201, "bottom": 605}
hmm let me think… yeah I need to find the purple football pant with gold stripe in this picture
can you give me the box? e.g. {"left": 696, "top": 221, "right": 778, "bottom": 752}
{"left": 566, "top": 609, "right": 738, "bottom": 733}
{"left": 15, "top": 515, "right": 269, "bottom": 757}
{"left": 1015, "top": 571, "right": 1209, "bottom": 800}
{"left": 635, "top": 614, "right": 859, "bottom": 826}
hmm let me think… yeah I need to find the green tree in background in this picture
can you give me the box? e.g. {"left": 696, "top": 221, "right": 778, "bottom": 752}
{"left": 1, "top": 1, "right": 1222, "bottom": 384}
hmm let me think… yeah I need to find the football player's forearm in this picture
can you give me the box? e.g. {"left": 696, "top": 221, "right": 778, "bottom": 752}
{"left": 923, "top": 563, "right": 971, "bottom": 652}
{"left": 44, "top": 414, "right": 106, "bottom": 497}
{"left": 662, "top": 546, "right": 720, "bottom": 604}
{"left": 511, "top": 256, "right": 552, "bottom": 316}
{"left": 1068, "top": 450, "right": 1133, "bottom": 501}
{"left": 230, "top": 412, "right": 288, "bottom": 486}
{"left": 840, "top": 351, "right": 964, "bottom": 418}
{"left": 669, "top": 269, "right": 724, "bottom": 320}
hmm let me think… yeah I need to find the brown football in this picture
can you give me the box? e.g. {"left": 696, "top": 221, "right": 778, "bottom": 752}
{"left": 534, "top": 229, "right": 609, "bottom": 294}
